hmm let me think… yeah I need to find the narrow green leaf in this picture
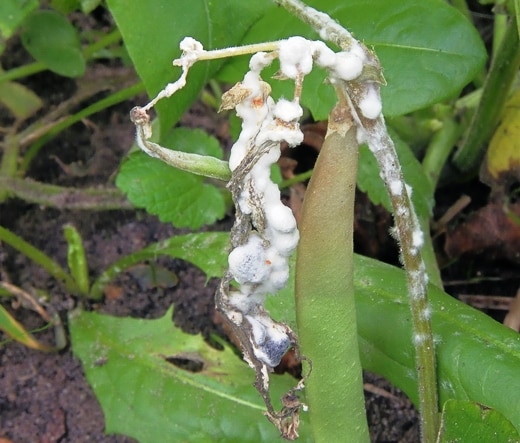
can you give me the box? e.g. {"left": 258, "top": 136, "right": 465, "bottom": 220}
{"left": 105, "top": 0, "right": 269, "bottom": 135}
{"left": 437, "top": 400, "right": 520, "bottom": 442}
{"left": 0, "top": 225, "right": 78, "bottom": 294}
{"left": 218, "top": 0, "right": 486, "bottom": 118}
{"left": 0, "top": 80, "right": 42, "bottom": 120}
{"left": 69, "top": 307, "right": 313, "bottom": 442}
{"left": 63, "top": 224, "right": 90, "bottom": 296}
{"left": 116, "top": 128, "right": 227, "bottom": 229}
{"left": 21, "top": 10, "right": 86, "bottom": 77}
{"left": 0, "top": 304, "right": 54, "bottom": 351}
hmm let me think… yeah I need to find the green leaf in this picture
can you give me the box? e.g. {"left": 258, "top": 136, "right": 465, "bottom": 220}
{"left": 64, "top": 224, "right": 89, "bottom": 296}
{"left": 353, "top": 254, "right": 520, "bottom": 434}
{"left": 218, "top": 0, "right": 486, "bottom": 118}
{"left": 0, "top": 0, "right": 38, "bottom": 41}
{"left": 69, "top": 307, "right": 313, "bottom": 442}
{"left": 0, "top": 80, "right": 42, "bottom": 120}
{"left": 80, "top": 0, "right": 102, "bottom": 14}
{"left": 0, "top": 303, "right": 54, "bottom": 351}
{"left": 116, "top": 128, "right": 227, "bottom": 229}
{"left": 437, "top": 400, "right": 520, "bottom": 442}
{"left": 185, "top": 234, "right": 520, "bottom": 432}
{"left": 105, "top": 0, "right": 269, "bottom": 136}
{"left": 50, "top": 0, "right": 80, "bottom": 14}
{"left": 21, "top": 10, "right": 86, "bottom": 77}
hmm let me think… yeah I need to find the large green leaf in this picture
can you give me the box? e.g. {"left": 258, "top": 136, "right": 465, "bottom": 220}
{"left": 116, "top": 128, "right": 227, "bottom": 229}
{"left": 353, "top": 255, "right": 520, "bottom": 434}
{"left": 73, "top": 231, "right": 520, "bottom": 439}
{"left": 105, "top": 0, "right": 269, "bottom": 136}
{"left": 166, "top": 232, "right": 520, "bottom": 433}
{"left": 218, "top": 0, "right": 486, "bottom": 118}
{"left": 437, "top": 400, "right": 520, "bottom": 442}
{"left": 69, "top": 307, "right": 313, "bottom": 442}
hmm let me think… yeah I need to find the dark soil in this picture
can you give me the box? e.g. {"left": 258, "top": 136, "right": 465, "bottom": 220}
{"left": 1, "top": 4, "right": 517, "bottom": 443}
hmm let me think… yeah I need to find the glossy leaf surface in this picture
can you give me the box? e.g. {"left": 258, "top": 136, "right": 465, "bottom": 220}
{"left": 218, "top": 0, "right": 486, "bottom": 118}
{"left": 437, "top": 400, "right": 520, "bottom": 442}
{"left": 73, "top": 231, "right": 520, "bottom": 438}
{"left": 116, "top": 128, "right": 227, "bottom": 229}
{"left": 69, "top": 307, "right": 313, "bottom": 442}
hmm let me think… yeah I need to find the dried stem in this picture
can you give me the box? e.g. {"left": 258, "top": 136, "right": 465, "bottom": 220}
{"left": 362, "top": 117, "right": 439, "bottom": 442}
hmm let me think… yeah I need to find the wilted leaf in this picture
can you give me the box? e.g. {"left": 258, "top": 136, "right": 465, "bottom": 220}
{"left": 0, "top": 304, "right": 54, "bottom": 351}
{"left": 437, "top": 400, "right": 520, "bottom": 442}
{"left": 444, "top": 202, "right": 520, "bottom": 264}
{"left": 69, "top": 307, "right": 313, "bottom": 442}
{"left": 21, "top": 10, "right": 85, "bottom": 77}
{"left": 481, "top": 89, "right": 520, "bottom": 197}
{"left": 116, "top": 128, "right": 227, "bottom": 229}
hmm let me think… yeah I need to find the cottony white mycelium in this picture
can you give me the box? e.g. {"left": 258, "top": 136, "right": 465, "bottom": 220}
{"left": 130, "top": 2, "right": 436, "bottom": 440}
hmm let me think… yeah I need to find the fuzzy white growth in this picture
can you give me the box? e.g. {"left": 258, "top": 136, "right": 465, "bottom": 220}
{"left": 311, "top": 41, "right": 336, "bottom": 68}
{"left": 359, "top": 84, "right": 382, "bottom": 119}
{"left": 412, "top": 229, "right": 424, "bottom": 249}
{"left": 389, "top": 179, "right": 403, "bottom": 196}
{"left": 279, "top": 37, "right": 314, "bottom": 78}
{"left": 228, "top": 235, "right": 270, "bottom": 285}
{"left": 249, "top": 51, "right": 274, "bottom": 72}
{"left": 413, "top": 333, "right": 427, "bottom": 345}
{"left": 247, "top": 314, "right": 292, "bottom": 367}
{"left": 331, "top": 50, "right": 364, "bottom": 81}
{"left": 178, "top": 37, "right": 204, "bottom": 65}
{"left": 421, "top": 305, "right": 432, "bottom": 320}
{"left": 224, "top": 49, "right": 307, "bottom": 368}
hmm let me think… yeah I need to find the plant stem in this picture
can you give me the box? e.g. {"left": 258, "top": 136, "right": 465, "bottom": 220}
{"left": 296, "top": 102, "right": 369, "bottom": 442}
{"left": 0, "top": 177, "right": 132, "bottom": 210}
{"left": 20, "top": 82, "right": 145, "bottom": 172}
{"left": 364, "top": 117, "right": 439, "bottom": 442}
{"left": 0, "top": 226, "right": 79, "bottom": 295}
{"left": 422, "top": 118, "right": 461, "bottom": 189}
{"left": 275, "top": 0, "right": 439, "bottom": 439}
{"left": 0, "top": 62, "right": 47, "bottom": 84}
{"left": 130, "top": 107, "right": 231, "bottom": 181}
{"left": 453, "top": 13, "right": 520, "bottom": 173}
